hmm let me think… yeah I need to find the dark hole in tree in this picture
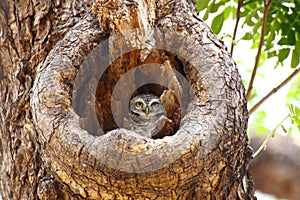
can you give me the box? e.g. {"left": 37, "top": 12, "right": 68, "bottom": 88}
{"left": 73, "top": 47, "right": 191, "bottom": 138}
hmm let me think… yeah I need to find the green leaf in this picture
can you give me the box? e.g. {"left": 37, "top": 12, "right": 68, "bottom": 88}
{"left": 296, "top": 106, "right": 300, "bottom": 116}
{"left": 278, "top": 48, "right": 290, "bottom": 63}
{"left": 267, "top": 51, "right": 276, "bottom": 58}
{"left": 294, "top": 23, "right": 300, "bottom": 33}
{"left": 288, "top": 104, "right": 300, "bottom": 132}
{"left": 211, "top": 13, "right": 224, "bottom": 34}
{"left": 253, "top": 20, "right": 262, "bottom": 35}
{"left": 288, "top": 31, "right": 296, "bottom": 45}
{"left": 243, "top": 7, "right": 262, "bottom": 27}
{"left": 211, "top": 1, "right": 225, "bottom": 13}
{"left": 258, "top": 51, "right": 266, "bottom": 67}
{"left": 266, "top": 24, "right": 276, "bottom": 50}
{"left": 256, "top": 125, "right": 269, "bottom": 135}
{"left": 295, "top": 40, "right": 300, "bottom": 55}
{"left": 280, "top": 23, "right": 290, "bottom": 35}
{"left": 295, "top": 0, "right": 300, "bottom": 9}
{"left": 223, "top": 6, "right": 232, "bottom": 20}
{"left": 242, "top": 32, "right": 253, "bottom": 40}
{"left": 287, "top": 86, "right": 300, "bottom": 108}
{"left": 278, "top": 37, "right": 290, "bottom": 45}
{"left": 202, "top": 0, "right": 215, "bottom": 21}
{"left": 196, "top": 0, "right": 210, "bottom": 12}
{"left": 244, "top": 15, "right": 255, "bottom": 26}
{"left": 273, "top": 18, "right": 280, "bottom": 31}
{"left": 277, "top": 10, "right": 286, "bottom": 23}
{"left": 256, "top": 111, "right": 267, "bottom": 123}
{"left": 289, "top": 105, "right": 300, "bottom": 127}
{"left": 251, "top": 41, "right": 259, "bottom": 49}
{"left": 291, "top": 49, "right": 299, "bottom": 68}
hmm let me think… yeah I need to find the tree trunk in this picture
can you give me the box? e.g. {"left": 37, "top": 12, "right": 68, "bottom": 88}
{"left": 0, "top": 0, "right": 256, "bottom": 199}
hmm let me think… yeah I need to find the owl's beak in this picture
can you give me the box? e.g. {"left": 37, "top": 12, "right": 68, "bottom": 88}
{"left": 145, "top": 106, "right": 149, "bottom": 116}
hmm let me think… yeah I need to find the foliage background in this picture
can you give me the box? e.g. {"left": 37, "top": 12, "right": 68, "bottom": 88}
{"left": 196, "top": 0, "right": 300, "bottom": 198}
{"left": 195, "top": 0, "right": 300, "bottom": 137}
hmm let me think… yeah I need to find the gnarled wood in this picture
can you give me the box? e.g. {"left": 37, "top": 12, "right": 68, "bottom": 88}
{"left": 1, "top": 0, "right": 256, "bottom": 199}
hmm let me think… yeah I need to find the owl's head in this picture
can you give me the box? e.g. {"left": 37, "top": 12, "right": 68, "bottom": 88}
{"left": 129, "top": 93, "right": 165, "bottom": 118}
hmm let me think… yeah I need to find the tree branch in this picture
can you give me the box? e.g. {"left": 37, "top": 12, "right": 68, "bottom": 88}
{"left": 230, "top": 0, "right": 243, "bottom": 56}
{"left": 249, "top": 67, "right": 300, "bottom": 115}
{"left": 246, "top": 0, "right": 273, "bottom": 100}
{"left": 252, "top": 114, "right": 289, "bottom": 158}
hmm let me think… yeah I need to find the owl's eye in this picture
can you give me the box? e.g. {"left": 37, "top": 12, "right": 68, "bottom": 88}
{"left": 151, "top": 102, "right": 159, "bottom": 108}
{"left": 135, "top": 101, "right": 143, "bottom": 108}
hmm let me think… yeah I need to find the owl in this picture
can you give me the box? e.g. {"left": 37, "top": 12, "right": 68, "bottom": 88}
{"left": 128, "top": 93, "right": 167, "bottom": 138}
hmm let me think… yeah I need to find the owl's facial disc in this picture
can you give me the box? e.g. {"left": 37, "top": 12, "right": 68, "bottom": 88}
{"left": 130, "top": 95, "right": 163, "bottom": 118}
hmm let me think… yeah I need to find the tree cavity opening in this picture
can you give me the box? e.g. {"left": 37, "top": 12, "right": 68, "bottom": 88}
{"left": 73, "top": 48, "right": 192, "bottom": 138}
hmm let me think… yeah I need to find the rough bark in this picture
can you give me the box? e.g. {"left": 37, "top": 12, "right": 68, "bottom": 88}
{"left": 0, "top": 0, "right": 256, "bottom": 199}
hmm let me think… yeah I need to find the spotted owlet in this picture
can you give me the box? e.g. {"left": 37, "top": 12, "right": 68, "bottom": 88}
{"left": 128, "top": 93, "right": 167, "bottom": 138}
